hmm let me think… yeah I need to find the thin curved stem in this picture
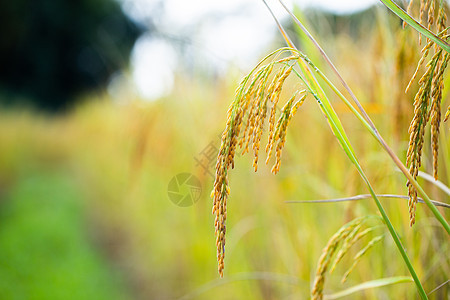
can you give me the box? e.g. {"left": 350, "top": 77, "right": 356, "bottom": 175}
{"left": 286, "top": 194, "right": 450, "bottom": 209}
{"left": 276, "top": 0, "right": 449, "bottom": 235}
{"left": 261, "top": 2, "right": 433, "bottom": 298}
{"left": 290, "top": 58, "right": 428, "bottom": 300}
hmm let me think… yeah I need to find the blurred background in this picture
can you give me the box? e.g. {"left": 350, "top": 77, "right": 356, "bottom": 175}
{"left": 0, "top": 0, "right": 448, "bottom": 299}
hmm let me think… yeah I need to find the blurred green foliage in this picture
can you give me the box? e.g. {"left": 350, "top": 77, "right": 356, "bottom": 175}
{"left": 0, "top": 4, "right": 448, "bottom": 300}
{"left": 0, "top": 172, "right": 128, "bottom": 299}
{"left": 0, "top": 0, "right": 141, "bottom": 111}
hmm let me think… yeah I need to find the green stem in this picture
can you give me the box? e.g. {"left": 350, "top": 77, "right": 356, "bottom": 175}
{"left": 311, "top": 59, "right": 450, "bottom": 235}
{"left": 261, "top": 2, "right": 448, "bottom": 297}
{"left": 291, "top": 63, "right": 428, "bottom": 300}
{"left": 274, "top": 0, "right": 449, "bottom": 235}
{"left": 355, "top": 173, "right": 428, "bottom": 300}
{"left": 379, "top": 0, "right": 450, "bottom": 54}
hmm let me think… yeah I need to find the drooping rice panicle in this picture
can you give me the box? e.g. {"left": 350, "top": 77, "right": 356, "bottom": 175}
{"left": 405, "top": 0, "right": 449, "bottom": 226}
{"left": 405, "top": 38, "right": 434, "bottom": 93}
{"left": 427, "top": 0, "right": 435, "bottom": 33}
{"left": 242, "top": 65, "right": 273, "bottom": 155}
{"left": 311, "top": 218, "right": 366, "bottom": 300}
{"left": 251, "top": 65, "right": 274, "bottom": 171}
{"left": 444, "top": 105, "right": 450, "bottom": 121}
{"left": 329, "top": 223, "right": 363, "bottom": 274}
{"left": 265, "top": 65, "right": 292, "bottom": 156}
{"left": 341, "top": 235, "right": 384, "bottom": 283}
{"left": 211, "top": 52, "right": 308, "bottom": 277}
{"left": 418, "top": 0, "right": 429, "bottom": 44}
{"left": 212, "top": 104, "right": 244, "bottom": 276}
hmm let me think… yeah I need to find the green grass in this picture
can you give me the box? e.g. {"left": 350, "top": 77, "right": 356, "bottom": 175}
{"left": 0, "top": 171, "right": 129, "bottom": 300}
{"left": 0, "top": 91, "right": 447, "bottom": 298}
{"left": 0, "top": 6, "right": 447, "bottom": 298}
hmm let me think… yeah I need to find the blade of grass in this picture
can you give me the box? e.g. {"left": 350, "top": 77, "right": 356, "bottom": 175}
{"left": 177, "top": 272, "right": 302, "bottom": 300}
{"left": 427, "top": 279, "right": 450, "bottom": 296}
{"left": 276, "top": 0, "right": 450, "bottom": 235}
{"left": 290, "top": 65, "right": 428, "bottom": 300}
{"left": 286, "top": 194, "right": 450, "bottom": 209}
{"left": 324, "top": 276, "right": 413, "bottom": 299}
{"left": 261, "top": 3, "right": 430, "bottom": 298}
{"left": 417, "top": 171, "right": 450, "bottom": 196}
{"left": 379, "top": 0, "right": 450, "bottom": 54}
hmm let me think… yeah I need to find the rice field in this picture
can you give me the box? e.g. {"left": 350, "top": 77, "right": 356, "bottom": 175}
{"left": 0, "top": 3, "right": 449, "bottom": 300}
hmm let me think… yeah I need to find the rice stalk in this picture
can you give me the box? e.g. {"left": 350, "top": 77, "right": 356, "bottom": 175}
{"left": 212, "top": 3, "right": 449, "bottom": 298}
{"left": 406, "top": 2, "right": 449, "bottom": 225}
{"left": 380, "top": 0, "right": 450, "bottom": 53}
{"left": 444, "top": 104, "right": 450, "bottom": 121}
{"left": 311, "top": 217, "right": 368, "bottom": 300}
{"left": 267, "top": 2, "right": 447, "bottom": 298}
{"left": 280, "top": 0, "right": 449, "bottom": 235}
{"left": 341, "top": 235, "right": 385, "bottom": 283}
{"left": 277, "top": 0, "right": 448, "bottom": 236}
{"left": 211, "top": 50, "right": 308, "bottom": 277}
{"left": 330, "top": 226, "right": 379, "bottom": 274}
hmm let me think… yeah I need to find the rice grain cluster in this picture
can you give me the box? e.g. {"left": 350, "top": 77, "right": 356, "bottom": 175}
{"left": 211, "top": 51, "right": 308, "bottom": 276}
{"left": 311, "top": 217, "right": 382, "bottom": 300}
{"left": 405, "top": 1, "right": 449, "bottom": 226}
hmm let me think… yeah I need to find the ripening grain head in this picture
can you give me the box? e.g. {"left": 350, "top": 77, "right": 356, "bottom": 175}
{"left": 405, "top": 2, "right": 449, "bottom": 226}
{"left": 211, "top": 49, "right": 309, "bottom": 276}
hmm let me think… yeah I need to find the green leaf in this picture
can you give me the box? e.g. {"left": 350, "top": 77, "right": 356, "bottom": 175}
{"left": 325, "top": 276, "right": 414, "bottom": 299}
{"left": 379, "top": 0, "right": 450, "bottom": 54}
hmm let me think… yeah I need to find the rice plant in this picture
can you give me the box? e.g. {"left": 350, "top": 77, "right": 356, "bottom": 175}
{"left": 211, "top": 1, "right": 450, "bottom": 298}
{"left": 311, "top": 216, "right": 385, "bottom": 300}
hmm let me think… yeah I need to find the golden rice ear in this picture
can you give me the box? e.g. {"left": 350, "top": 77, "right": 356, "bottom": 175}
{"left": 404, "top": 0, "right": 449, "bottom": 226}
{"left": 211, "top": 52, "right": 307, "bottom": 277}
{"left": 241, "top": 65, "right": 272, "bottom": 155}
{"left": 341, "top": 235, "right": 384, "bottom": 283}
{"left": 212, "top": 103, "right": 243, "bottom": 277}
{"left": 250, "top": 65, "right": 274, "bottom": 171}
{"left": 269, "top": 90, "right": 306, "bottom": 174}
{"left": 311, "top": 217, "right": 383, "bottom": 300}
{"left": 427, "top": 0, "right": 435, "bottom": 33}
{"left": 405, "top": 39, "right": 433, "bottom": 94}
{"left": 444, "top": 105, "right": 450, "bottom": 121}
{"left": 311, "top": 218, "right": 367, "bottom": 300}
{"left": 430, "top": 79, "right": 442, "bottom": 180}
{"left": 329, "top": 224, "right": 364, "bottom": 274}
{"left": 265, "top": 65, "right": 287, "bottom": 155}
{"left": 406, "top": 49, "right": 449, "bottom": 225}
